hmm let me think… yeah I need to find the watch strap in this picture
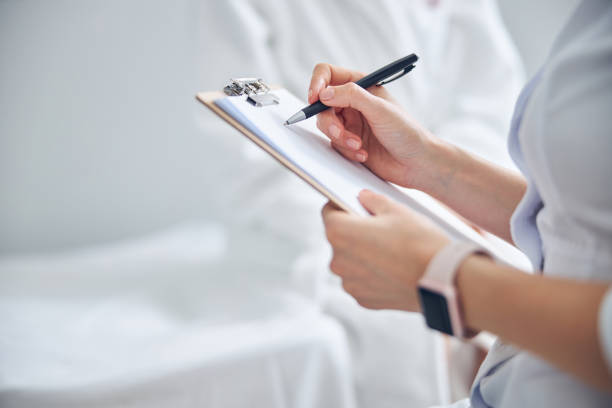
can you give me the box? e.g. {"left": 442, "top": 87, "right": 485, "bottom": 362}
{"left": 419, "top": 241, "right": 492, "bottom": 338}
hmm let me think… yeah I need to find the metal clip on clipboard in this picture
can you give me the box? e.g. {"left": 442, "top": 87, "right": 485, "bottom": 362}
{"left": 223, "top": 78, "right": 280, "bottom": 107}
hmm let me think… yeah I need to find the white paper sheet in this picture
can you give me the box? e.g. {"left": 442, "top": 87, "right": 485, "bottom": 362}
{"left": 215, "top": 89, "right": 528, "bottom": 267}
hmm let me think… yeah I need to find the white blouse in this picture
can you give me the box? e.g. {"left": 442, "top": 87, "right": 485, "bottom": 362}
{"left": 465, "top": 1, "right": 612, "bottom": 407}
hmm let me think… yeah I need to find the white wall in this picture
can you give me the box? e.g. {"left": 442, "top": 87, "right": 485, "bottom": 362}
{"left": 0, "top": 1, "right": 212, "bottom": 254}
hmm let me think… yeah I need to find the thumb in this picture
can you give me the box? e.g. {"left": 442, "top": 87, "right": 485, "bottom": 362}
{"left": 319, "top": 83, "right": 384, "bottom": 118}
{"left": 358, "top": 190, "right": 395, "bottom": 215}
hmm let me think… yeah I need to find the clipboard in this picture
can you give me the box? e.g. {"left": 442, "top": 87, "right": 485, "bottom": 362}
{"left": 196, "top": 83, "right": 354, "bottom": 215}
{"left": 195, "top": 79, "right": 530, "bottom": 268}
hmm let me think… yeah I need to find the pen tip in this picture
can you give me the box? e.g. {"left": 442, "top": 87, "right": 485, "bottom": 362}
{"left": 283, "top": 121, "right": 289, "bottom": 126}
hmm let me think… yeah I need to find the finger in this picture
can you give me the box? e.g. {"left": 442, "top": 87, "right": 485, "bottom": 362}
{"left": 339, "top": 128, "right": 365, "bottom": 154}
{"left": 322, "top": 200, "right": 342, "bottom": 213}
{"left": 321, "top": 201, "right": 344, "bottom": 225}
{"left": 358, "top": 189, "right": 396, "bottom": 215}
{"left": 318, "top": 83, "right": 386, "bottom": 119}
{"left": 332, "top": 142, "right": 368, "bottom": 163}
{"left": 330, "top": 255, "right": 356, "bottom": 279}
{"left": 309, "top": 63, "right": 365, "bottom": 104}
{"left": 317, "top": 113, "right": 365, "bottom": 156}
{"left": 316, "top": 110, "right": 345, "bottom": 144}
{"left": 321, "top": 201, "right": 363, "bottom": 247}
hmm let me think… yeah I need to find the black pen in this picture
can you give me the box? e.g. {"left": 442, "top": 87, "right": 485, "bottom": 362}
{"left": 284, "top": 54, "right": 418, "bottom": 126}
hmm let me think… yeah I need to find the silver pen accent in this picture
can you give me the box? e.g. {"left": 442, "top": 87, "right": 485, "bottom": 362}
{"left": 284, "top": 111, "right": 306, "bottom": 126}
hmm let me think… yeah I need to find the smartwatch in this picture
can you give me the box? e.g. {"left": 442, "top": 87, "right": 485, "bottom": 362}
{"left": 417, "top": 241, "right": 491, "bottom": 338}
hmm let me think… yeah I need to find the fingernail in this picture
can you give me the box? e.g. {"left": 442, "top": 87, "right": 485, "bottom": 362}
{"left": 308, "top": 88, "right": 313, "bottom": 101}
{"left": 346, "top": 138, "right": 360, "bottom": 150}
{"left": 320, "top": 87, "right": 334, "bottom": 100}
{"left": 317, "top": 79, "right": 325, "bottom": 92}
{"left": 329, "top": 124, "right": 341, "bottom": 140}
{"left": 356, "top": 152, "right": 366, "bottom": 162}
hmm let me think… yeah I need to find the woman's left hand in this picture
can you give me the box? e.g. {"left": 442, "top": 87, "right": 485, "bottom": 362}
{"left": 322, "top": 190, "right": 450, "bottom": 312}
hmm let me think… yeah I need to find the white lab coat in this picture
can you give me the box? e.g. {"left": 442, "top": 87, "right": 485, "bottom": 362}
{"left": 455, "top": 1, "right": 612, "bottom": 407}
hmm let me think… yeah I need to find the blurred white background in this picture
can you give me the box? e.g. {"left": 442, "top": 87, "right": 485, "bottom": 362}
{"left": 0, "top": 0, "right": 579, "bottom": 254}
{"left": 0, "top": 1, "right": 583, "bottom": 408}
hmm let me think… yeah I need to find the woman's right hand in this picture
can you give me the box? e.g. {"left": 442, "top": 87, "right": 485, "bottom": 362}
{"left": 309, "top": 63, "right": 435, "bottom": 189}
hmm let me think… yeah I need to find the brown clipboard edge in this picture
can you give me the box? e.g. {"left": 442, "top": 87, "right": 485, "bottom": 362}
{"left": 195, "top": 90, "right": 358, "bottom": 215}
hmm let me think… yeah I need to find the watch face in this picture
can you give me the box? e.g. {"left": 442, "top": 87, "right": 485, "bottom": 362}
{"left": 418, "top": 287, "right": 453, "bottom": 336}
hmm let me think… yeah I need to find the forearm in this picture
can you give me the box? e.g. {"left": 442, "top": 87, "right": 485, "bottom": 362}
{"left": 456, "top": 255, "right": 612, "bottom": 390}
{"left": 412, "top": 137, "right": 526, "bottom": 242}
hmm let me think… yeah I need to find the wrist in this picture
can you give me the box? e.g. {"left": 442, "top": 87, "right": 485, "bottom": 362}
{"left": 418, "top": 241, "right": 491, "bottom": 338}
{"left": 455, "top": 253, "right": 505, "bottom": 335}
{"left": 404, "top": 134, "right": 462, "bottom": 195}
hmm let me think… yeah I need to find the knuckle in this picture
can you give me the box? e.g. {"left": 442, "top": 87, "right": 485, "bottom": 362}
{"left": 355, "top": 297, "right": 371, "bottom": 308}
{"left": 345, "top": 83, "right": 363, "bottom": 105}
{"left": 342, "top": 281, "right": 364, "bottom": 301}
{"left": 316, "top": 112, "right": 331, "bottom": 131}
{"left": 329, "top": 257, "right": 343, "bottom": 276}
{"left": 334, "top": 146, "right": 356, "bottom": 161}
{"left": 341, "top": 276, "right": 366, "bottom": 295}
{"left": 321, "top": 203, "right": 336, "bottom": 224}
{"left": 346, "top": 82, "right": 360, "bottom": 91}
{"left": 346, "top": 82, "right": 360, "bottom": 95}
{"left": 324, "top": 217, "right": 345, "bottom": 245}
{"left": 313, "top": 62, "right": 330, "bottom": 77}
{"left": 322, "top": 210, "right": 336, "bottom": 227}
{"left": 316, "top": 115, "right": 325, "bottom": 132}
{"left": 341, "top": 279, "right": 354, "bottom": 293}
{"left": 325, "top": 222, "right": 340, "bottom": 244}
{"left": 313, "top": 62, "right": 326, "bottom": 72}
